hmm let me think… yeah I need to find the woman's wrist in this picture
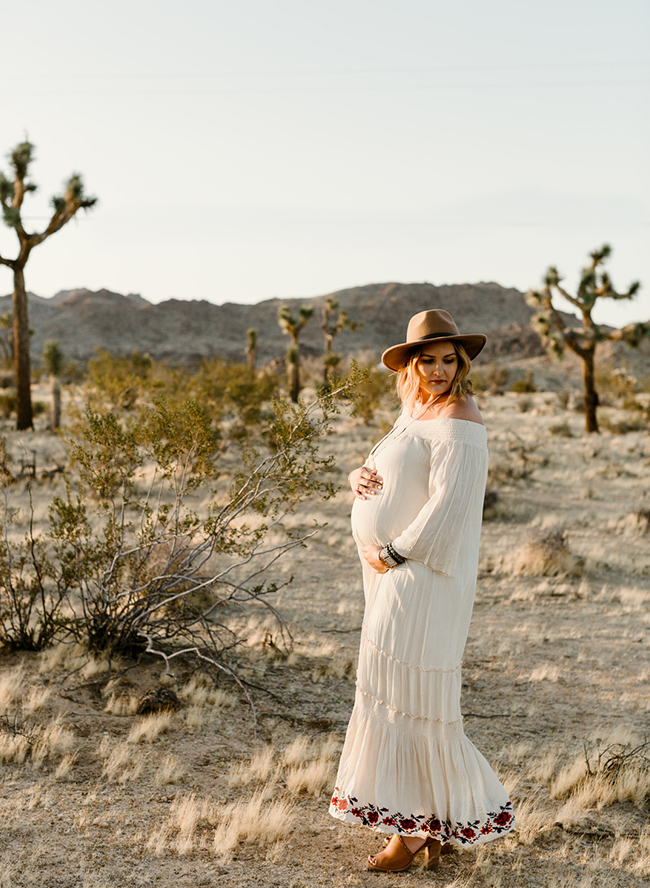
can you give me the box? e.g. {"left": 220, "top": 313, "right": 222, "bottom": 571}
{"left": 378, "top": 543, "right": 406, "bottom": 568}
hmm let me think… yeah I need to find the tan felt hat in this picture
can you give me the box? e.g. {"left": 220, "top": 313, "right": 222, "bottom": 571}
{"left": 381, "top": 309, "right": 487, "bottom": 371}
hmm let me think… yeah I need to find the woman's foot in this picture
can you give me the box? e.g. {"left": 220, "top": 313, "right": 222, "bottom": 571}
{"left": 367, "top": 835, "right": 441, "bottom": 872}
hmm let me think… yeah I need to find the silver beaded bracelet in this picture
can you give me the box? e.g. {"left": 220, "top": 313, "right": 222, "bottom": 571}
{"left": 379, "top": 543, "right": 406, "bottom": 568}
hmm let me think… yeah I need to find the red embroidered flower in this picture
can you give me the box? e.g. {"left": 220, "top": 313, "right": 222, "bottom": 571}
{"left": 341, "top": 798, "right": 514, "bottom": 844}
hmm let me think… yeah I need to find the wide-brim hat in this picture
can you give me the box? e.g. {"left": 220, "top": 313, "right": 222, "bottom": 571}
{"left": 381, "top": 309, "right": 487, "bottom": 371}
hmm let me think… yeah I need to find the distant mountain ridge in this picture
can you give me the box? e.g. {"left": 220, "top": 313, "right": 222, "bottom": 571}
{"left": 0, "top": 282, "right": 554, "bottom": 366}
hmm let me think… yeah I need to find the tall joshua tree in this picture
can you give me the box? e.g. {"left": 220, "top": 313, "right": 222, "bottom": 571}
{"left": 43, "top": 339, "right": 64, "bottom": 429}
{"left": 320, "top": 297, "right": 359, "bottom": 383}
{"left": 526, "top": 245, "right": 647, "bottom": 433}
{"left": 245, "top": 328, "right": 258, "bottom": 373}
{"left": 0, "top": 140, "right": 97, "bottom": 429}
{"left": 278, "top": 304, "right": 314, "bottom": 402}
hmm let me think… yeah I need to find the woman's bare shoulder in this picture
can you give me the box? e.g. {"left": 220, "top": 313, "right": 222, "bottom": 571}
{"left": 443, "top": 395, "right": 484, "bottom": 425}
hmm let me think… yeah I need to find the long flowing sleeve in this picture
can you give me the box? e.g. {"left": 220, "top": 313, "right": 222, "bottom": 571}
{"left": 390, "top": 435, "right": 488, "bottom": 577}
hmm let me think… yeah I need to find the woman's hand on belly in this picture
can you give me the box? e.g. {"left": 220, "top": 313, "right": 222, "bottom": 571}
{"left": 361, "top": 544, "right": 389, "bottom": 574}
{"left": 349, "top": 466, "right": 383, "bottom": 500}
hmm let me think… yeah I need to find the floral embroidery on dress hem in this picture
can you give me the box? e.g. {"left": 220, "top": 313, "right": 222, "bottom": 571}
{"left": 355, "top": 686, "right": 463, "bottom": 725}
{"left": 330, "top": 788, "right": 514, "bottom": 845}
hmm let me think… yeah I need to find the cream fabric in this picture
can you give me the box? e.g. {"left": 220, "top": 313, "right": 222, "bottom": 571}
{"left": 329, "top": 416, "right": 515, "bottom": 846}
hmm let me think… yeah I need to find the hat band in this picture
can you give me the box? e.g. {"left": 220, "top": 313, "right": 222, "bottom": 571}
{"left": 411, "top": 331, "right": 459, "bottom": 344}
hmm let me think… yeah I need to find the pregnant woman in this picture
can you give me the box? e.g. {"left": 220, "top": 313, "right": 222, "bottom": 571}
{"left": 329, "top": 310, "right": 515, "bottom": 872}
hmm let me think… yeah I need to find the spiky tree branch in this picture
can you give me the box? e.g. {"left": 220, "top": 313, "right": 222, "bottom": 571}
{"left": 320, "top": 297, "right": 360, "bottom": 383}
{"left": 526, "top": 245, "right": 645, "bottom": 433}
{"left": 0, "top": 140, "right": 97, "bottom": 429}
{"left": 277, "top": 304, "right": 314, "bottom": 402}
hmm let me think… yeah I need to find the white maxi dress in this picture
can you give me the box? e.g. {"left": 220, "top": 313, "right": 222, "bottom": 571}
{"left": 329, "top": 415, "right": 515, "bottom": 846}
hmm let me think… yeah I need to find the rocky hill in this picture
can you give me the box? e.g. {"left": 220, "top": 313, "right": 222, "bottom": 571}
{"left": 1, "top": 282, "right": 566, "bottom": 366}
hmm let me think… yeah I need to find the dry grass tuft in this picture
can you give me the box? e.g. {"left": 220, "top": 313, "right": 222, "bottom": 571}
{"left": 23, "top": 685, "right": 52, "bottom": 713}
{"left": 0, "top": 730, "right": 30, "bottom": 764}
{"left": 80, "top": 655, "right": 109, "bottom": 680}
{"left": 38, "top": 642, "right": 86, "bottom": 674}
{"left": 529, "top": 664, "right": 561, "bottom": 682}
{"left": 54, "top": 752, "right": 78, "bottom": 781}
{"left": 101, "top": 740, "right": 145, "bottom": 784}
{"left": 212, "top": 791, "right": 295, "bottom": 860}
{"left": 228, "top": 745, "right": 276, "bottom": 787}
{"left": 146, "top": 792, "right": 213, "bottom": 856}
{"left": 31, "top": 719, "right": 76, "bottom": 765}
{"left": 282, "top": 735, "right": 311, "bottom": 767}
{"left": 154, "top": 754, "right": 186, "bottom": 785}
{"left": 609, "top": 836, "right": 635, "bottom": 864}
{"left": 177, "top": 678, "right": 237, "bottom": 717}
{"left": 179, "top": 677, "right": 213, "bottom": 708}
{"left": 512, "top": 794, "right": 554, "bottom": 845}
{"left": 285, "top": 758, "right": 334, "bottom": 797}
{"left": 103, "top": 693, "right": 139, "bottom": 717}
{"left": 182, "top": 705, "right": 208, "bottom": 728}
{"left": 554, "top": 796, "right": 590, "bottom": 829}
{"left": 550, "top": 740, "right": 650, "bottom": 807}
{"left": 127, "top": 712, "right": 173, "bottom": 744}
{"left": 0, "top": 667, "right": 24, "bottom": 715}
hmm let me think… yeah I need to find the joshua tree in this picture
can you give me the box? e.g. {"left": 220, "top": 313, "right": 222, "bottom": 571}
{"left": 320, "top": 297, "right": 359, "bottom": 383}
{"left": 43, "top": 339, "right": 64, "bottom": 429}
{"left": 526, "top": 245, "right": 646, "bottom": 433}
{"left": 246, "top": 328, "right": 258, "bottom": 373}
{"left": 0, "top": 140, "right": 97, "bottom": 429}
{"left": 278, "top": 304, "right": 314, "bottom": 402}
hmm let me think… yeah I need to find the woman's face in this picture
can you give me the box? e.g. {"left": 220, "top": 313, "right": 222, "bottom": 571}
{"left": 415, "top": 341, "right": 458, "bottom": 399}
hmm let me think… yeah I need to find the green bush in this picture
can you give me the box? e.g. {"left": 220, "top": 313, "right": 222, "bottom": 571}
{"left": 350, "top": 363, "right": 396, "bottom": 425}
{"left": 549, "top": 420, "right": 574, "bottom": 437}
{"left": 0, "top": 391, "right": 16, "bottom": 418}
{"left": 511, "top": 370, "right": 537, "bottom": 393}
{"left": 0, "top": 374, "right": 357, "bottom": 671}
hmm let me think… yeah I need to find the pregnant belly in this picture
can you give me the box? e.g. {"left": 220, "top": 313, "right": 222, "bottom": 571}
{"left": 351, "top": 487, "right": 425, "bottom": 549}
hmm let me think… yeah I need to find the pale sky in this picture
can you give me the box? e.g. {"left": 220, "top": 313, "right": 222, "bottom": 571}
{"left": 1, "top": 0, "right": 648, "bottom": 328}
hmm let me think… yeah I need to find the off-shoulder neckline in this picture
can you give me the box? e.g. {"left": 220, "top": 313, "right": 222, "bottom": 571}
{"left": 406, "top": 415, "right": 485, "bottom": 427}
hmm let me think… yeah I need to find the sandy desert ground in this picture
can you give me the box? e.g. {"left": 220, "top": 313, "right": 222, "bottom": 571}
{"left": 0, "top": 387, "right": 649, "bottom": 888}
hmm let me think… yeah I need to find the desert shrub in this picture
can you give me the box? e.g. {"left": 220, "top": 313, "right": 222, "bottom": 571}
{"left": 0, "top": 374, "right": 357, "bottom": 684}
{"left": 600, "top": 413, "right": 648, "bottom": 434}
{"left": 350, "top": 363, "right": 395, "bottom": 425}
{"left": 550, "top": 740, "right": 650, "bottom": 808}
{"left": 469, "top": 369, "right": 487, "bottom": 393}
{"left": 517, "top": 396, "right": 533, "bottom": 413}
{"left": 549, "top": 420, "right": 574, "bottom": 437}
{"left": 511, "top": 370, "right": 537, "bottom": 393}
{"left": 0, "top": 391, "right": 16, "bottom": 418}
{"left": 85, "top": 351, "right": 280, "bottom": 437}
{"left": 488, "top": 432, "right": 541, "bottom": 484}
{"left": 503, "top": 527, "right": 584, "bottom": 577}
{"left": 87, "top": 349, "right": 156, "bottom": 410}
{"left": 596, "top": 364, "right": 639, "bottom": 404}
{"left": 483, "top": 364, "right": 511, "bottom": 394}
{"left": 554, "top": 389, "right": 571, "bottom": 410}
{"left": 190, "top": 358, "right": 280, "bottom": 433}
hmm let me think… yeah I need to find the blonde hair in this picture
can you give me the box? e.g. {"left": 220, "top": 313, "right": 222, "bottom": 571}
{"left": 395, "top": 341, "right": 474, "bottom": 413}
